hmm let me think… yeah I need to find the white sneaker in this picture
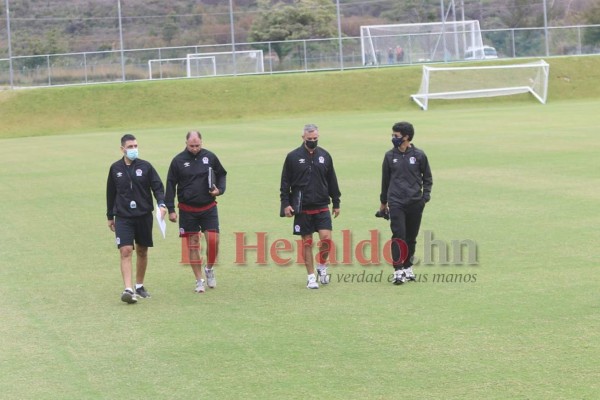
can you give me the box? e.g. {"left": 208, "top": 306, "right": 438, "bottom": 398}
{"left": 204, "top": 266, "right": 216, "bottom": 288}
{"left": 121, "top": 289, "right": 137, "bottom": 304}
{"left": 317, "top": 266, "right": 330, "bottom": 285}
{"left": 306, "top": 274, "right": 319, "bottom": 289}
{"left": 393, "top": 270, "right": 406, "bottom": 285}
{"left": 195, "top": 279, "right": 206, "bottom": 293}
{"left": 404, "top": 266, "right": 416, "bottom": 281}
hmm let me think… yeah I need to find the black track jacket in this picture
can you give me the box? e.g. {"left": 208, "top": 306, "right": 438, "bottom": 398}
{"left": 280, "top": 144, "right": 341, "bottom": 212}
{"left": 165, "top": 148, "right": 227, "bottom": 213}
{"left": 106, "top": 158, "right": 165, "bottom": 219}
{"left": 380, "top": 144, "right": 432, "bottom": 207}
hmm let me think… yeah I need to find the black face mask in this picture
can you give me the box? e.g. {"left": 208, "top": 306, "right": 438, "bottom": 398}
{"left": 305, "top": 140, "right": 318, "bottom": 150}
{"left": 392, "top": 136, "right": 404, "bottom": 148}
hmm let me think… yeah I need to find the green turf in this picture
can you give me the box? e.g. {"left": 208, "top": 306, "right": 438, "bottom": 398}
{"left": 1, "top": 98, "right": 599, "bottom": 399}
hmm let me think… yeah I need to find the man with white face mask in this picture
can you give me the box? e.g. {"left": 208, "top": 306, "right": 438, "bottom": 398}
{"left": 106, "top": 134, "right": 167, "bottom": 304}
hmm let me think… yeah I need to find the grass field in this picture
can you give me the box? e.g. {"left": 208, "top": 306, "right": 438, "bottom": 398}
{"left": 2, "top": 55, "right": 600, "bottom": 398}
{"left": 1, "top": 96, "right": 599, "bottom": 398}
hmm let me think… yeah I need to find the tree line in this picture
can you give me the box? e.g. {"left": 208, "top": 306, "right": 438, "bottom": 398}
{"left": 0, "top": 0, "right": 599, "bottom": 58}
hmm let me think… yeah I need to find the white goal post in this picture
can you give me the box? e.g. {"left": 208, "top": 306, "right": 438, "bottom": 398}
{"left": 410, "top": 60, "right": 550, "bottom": 110}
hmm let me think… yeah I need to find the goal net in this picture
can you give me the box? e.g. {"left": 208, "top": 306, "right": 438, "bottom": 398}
{"left": 410, "top": 60, "right": 550, "bottom": 110}
{"left": 148, "top": 50, "right": 264, "bottom": 80}
{"left": 360, "top": 20, "right": 484, "bottom": 66}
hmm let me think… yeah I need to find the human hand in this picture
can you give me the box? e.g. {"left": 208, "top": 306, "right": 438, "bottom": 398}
{"left": 209, "top": 185, "right": 220, "bottom": 197}
{"left": 284, "top": 206, "right": 294, "bottom": 217}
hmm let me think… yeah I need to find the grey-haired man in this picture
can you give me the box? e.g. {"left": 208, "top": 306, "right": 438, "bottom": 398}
{"left": 280, "top": 124, "right": 341, "bottom": 289}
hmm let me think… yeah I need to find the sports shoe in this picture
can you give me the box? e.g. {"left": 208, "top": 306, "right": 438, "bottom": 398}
{"left": 121, "top": 289, "right": 137, "bottom": 304}
{"left": 204, "top": 266, "right": 216, "bottom": 288}
{"left": 317, "top": 266, "right": 330, "bottom": 285}
{"left": 195, "top": 279, "right": 206, "bottom": 293}
{"left": 404, "top": 267, "right": 416, "bottom": 282}
{"left": 393, "top": 269, "right": 406, "bottom": 285}
{"left": 135, "top": 286, "right": 151, "bottom": 298}
{"left": 306, "top": 274, "right": 319, "bottom": 289}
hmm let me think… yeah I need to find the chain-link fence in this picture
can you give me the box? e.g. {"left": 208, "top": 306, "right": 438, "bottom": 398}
{"left": 1, "top": 24, "right": 599, "bottom": 89}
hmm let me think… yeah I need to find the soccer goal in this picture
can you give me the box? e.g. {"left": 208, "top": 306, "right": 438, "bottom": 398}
{"left": 360, "top": 20, "right": 484, "bottom": 66}
{"left": 410, "top": 60, "right": 550, "bottom": 110}
{"left": 186, "top": 56, "right": 217, "bottom": 78}
{"left": 148, "top": 58, "right": 189, "bottom": 80}
{"left": 148, "top": 56, "right": 216, "bottom": 79}
{"left": 186, "top": 50, "right": 264, "bottom": 77}
{"left": 148, "top": 50, "right": 264, "bottom": 80}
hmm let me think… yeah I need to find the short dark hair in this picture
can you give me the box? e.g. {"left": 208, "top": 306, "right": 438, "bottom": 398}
{"left": 120, "top": 134, "right": 136, "bottom": 146}
{"left": 186, "top": 130, "right": 202, "bottom": 140}
{"left": 392, "top": 122, "right": 414, "bottom": 141}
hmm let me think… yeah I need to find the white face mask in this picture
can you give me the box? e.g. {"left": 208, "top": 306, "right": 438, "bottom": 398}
{"left": 125, "top": 148, "right": 139, "bottom": 161}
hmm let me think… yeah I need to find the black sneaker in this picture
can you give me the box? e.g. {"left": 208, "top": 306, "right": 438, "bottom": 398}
{"left": 135, "top": 286, "right": 151, "bottom": 298}
{"left": 121, "top": 289, "right": 138, "bottom": 304}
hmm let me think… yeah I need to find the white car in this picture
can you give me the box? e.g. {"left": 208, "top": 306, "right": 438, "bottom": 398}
{"left": 464, "top": 45, "right": 498, "bottom": 60}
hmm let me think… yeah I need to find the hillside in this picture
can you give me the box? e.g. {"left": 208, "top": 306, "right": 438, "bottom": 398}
{"left": 0, "top": 0, "right": 596, "bottom": 57}
{"left": 1, "top": 55, "right": 599, "bottom": 138}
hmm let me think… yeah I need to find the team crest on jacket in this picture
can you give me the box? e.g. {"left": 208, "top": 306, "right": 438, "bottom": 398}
{"left": 410, "top": 157, "right": 416, "bottom": 164}
{"left": 299, "top": 159, "right": 305, "bottom": 164}
{"left": 319, "top": 156, "right": 324, "bottom": 163}
{"left": 202, "top": 157, "right": 209, "bottom": 164}
{"left": 184, "top": 162, "right": 190, "bottom": 168}
{"left": 393, "top": 158, "right": 398, "bottom": 163}
{"left": 136, "top": 169, "right": 143, "bottom": 176}
{"left": 116, "top": 172, "right": 123, "bottom": 177}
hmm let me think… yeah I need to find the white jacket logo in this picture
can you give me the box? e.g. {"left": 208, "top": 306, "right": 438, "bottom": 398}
{"left": 299, "top": 159, "right": 306, "bottom": 164}
{"left": 184, "top": 162, "right": 190, "bottom": 168}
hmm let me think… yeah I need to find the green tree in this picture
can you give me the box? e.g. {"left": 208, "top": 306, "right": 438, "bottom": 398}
{"left": 162, "top": 13, "right": 180, "bottom": 45}
{"left": 249, "top": 0, "right": 337, "bottom": 62}
{"left": 20, "top": 29, "right": 67, "bottom": 69}
{"left": 380, "top": 0, "right": 440, "bottom": 24}
{"left": 583, "top": 3, "right": 600, "bottom": 47}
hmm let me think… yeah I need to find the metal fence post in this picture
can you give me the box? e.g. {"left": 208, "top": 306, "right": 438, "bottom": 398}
{"left": 5, "top": 0, "right": 14, "bottom": 88}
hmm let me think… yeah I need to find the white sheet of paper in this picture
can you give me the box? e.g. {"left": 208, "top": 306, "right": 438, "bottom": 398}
{"left": 156, "top": 207, "right": 166, "bottom": 238}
